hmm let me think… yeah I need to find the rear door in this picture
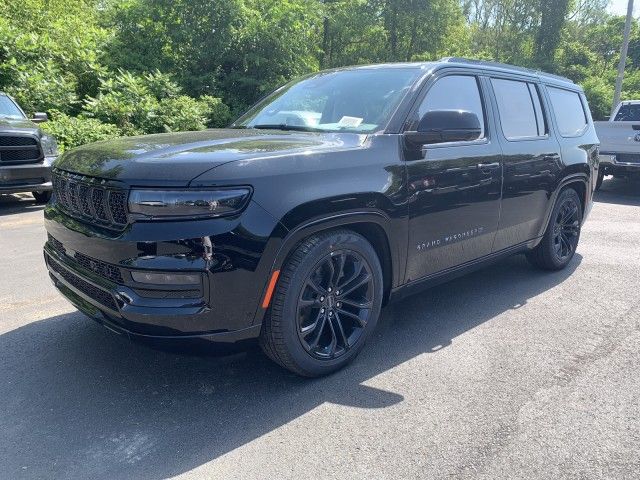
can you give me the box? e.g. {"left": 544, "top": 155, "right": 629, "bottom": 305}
{"left": 487, "top": 76, "right": 563, "bottom": 251}
{"left": 405, "top": 71, "right": 503, "bottom": 282}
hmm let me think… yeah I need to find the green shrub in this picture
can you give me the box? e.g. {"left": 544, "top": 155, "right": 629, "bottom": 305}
{"left": 581, "top": 77, "right": 614, "bottom": 121}
{"left": 41, "top": 111, "right": 122, "bottom": 152}
{"left": 200, "top": 95, "right": 232, "bottom": 128}
{"left": 82, "top": 70, "right": 231, "bottom": 134}
{"left": 153, "top": 95, "right": 207, "bottom": 132}
{"left": 4, "top": 61, "right": 78, "bottom": 115}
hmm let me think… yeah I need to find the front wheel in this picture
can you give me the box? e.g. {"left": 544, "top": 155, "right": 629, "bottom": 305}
{"left": 32, "top": 191, "right": 52, "bottom": 204}
{"left": 526, "top": 187, "right": 582, "bottom": 271}
{"left": 260, "top": 230, "right": 383, "bottom": 377}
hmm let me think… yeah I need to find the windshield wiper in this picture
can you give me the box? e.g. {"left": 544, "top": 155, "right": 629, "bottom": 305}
{"left": 250, "top": 124, "right": 323, "bottom": 132}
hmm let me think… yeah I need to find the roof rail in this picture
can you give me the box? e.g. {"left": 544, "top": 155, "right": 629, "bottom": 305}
{"left": 439, "top": 57, "right": 574, "bottom": 84}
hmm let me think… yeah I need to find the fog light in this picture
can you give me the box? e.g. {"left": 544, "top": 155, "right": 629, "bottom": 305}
{"left": 131, "top": 271, "right": 201, "bottom": 285}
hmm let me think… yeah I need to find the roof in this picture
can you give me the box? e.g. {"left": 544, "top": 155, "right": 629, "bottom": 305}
{"left": 438, "top": 57, "right": 575, "bottom": 85}
{"left": 334, "top": 58, "right": 577, "bottom": 88}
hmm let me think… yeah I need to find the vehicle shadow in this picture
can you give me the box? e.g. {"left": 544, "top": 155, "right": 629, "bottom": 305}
{"left": 0, "top": 193, "right": 45, "bottom": 217}
{"left": 0, "top": 254, "right": 581, "bottom": 479}
{"left": 594, "top": 176, "right": 640, "bottom": 206}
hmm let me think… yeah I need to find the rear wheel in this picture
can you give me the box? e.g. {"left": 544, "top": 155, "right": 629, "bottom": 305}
{"left": 526, "top": 187, "right": 582, "bottom": 271}
{"left": 32, "top": 191, "right": 51, "bottom": 204}
{"left": 260, "top": 230, "right": 383, "bottom": 377}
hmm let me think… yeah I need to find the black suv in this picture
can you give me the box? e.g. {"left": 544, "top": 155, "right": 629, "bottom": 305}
{"left": 0, "top": 93, "right": 57, "bottom": 203}
{"left": 44, "top": 58, "right": 598, "bottom": 376}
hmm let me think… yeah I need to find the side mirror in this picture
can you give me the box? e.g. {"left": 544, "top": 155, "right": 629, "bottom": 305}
{"left": 31, "top": 112, "right": 48, "bottom": 123}
{"left": 404, "top": 110, "right": 482, "bottom": 149}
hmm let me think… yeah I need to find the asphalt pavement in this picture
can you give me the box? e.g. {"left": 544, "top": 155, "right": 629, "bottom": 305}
{"left": 0, "top": 177, "right": 638, "bottom": 480}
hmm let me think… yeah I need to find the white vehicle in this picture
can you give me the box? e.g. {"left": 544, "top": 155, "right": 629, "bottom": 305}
{"left": 594, "top": 100, "right": 640, "bottom": 190}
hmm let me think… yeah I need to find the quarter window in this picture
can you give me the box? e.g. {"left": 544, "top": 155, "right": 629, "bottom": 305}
{"left": 547, "top": 87, "right": 588, "bottom": 137}
{"left": 491, "top": 78, "right": 546, "bottom": 140}
{"left": 418, "top": 75, "right": 486, "bottom": 139}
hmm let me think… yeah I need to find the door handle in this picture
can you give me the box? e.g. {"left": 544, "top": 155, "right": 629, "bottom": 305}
{"left": 477, "top": 162, "right": 500, "bottom": 173}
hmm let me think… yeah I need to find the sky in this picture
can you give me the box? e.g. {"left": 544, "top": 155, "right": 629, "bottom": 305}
{"left": 608, "top": 0, "right": 636, "bottom": 16}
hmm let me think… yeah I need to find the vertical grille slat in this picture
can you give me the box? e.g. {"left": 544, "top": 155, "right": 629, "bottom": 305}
{"left": 91, "top": 188, "right": 108, "bottom": 221}
{"left": 78, "top": 184, "right": 92, "bottom": 216}
{"left": 52, "top": 171, "right": 128, "bottom": 231}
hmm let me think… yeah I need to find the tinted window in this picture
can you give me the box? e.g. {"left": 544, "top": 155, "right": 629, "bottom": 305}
{"left": 613, "top": 103, "right": 640, "bottom": 121}
{"left": 548, "top": 87, "right": 588, "bottom": 137}
{"left": 491, "top": 78, "right": 541, "bottom": 140}
{"left": 418, "top": 75, "right": 485, "bottom": 139}
{"left": 0, "top": 95, "right": 25, "bottom": 119}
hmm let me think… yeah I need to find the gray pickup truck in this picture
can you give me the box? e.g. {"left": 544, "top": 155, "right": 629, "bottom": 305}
{"left": 0, "top": 92, "right": 58, "bottom": 203}
{"left": 594, "top": 100, "right": 640, "bottom": 190}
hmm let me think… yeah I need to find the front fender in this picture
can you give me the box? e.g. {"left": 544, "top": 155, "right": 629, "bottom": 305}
{"left": 249, "top": 208, "right": 405, "bottom": 326}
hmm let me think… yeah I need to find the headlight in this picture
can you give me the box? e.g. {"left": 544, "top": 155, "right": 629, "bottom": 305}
{"left": 128, "top": 188, "right": 252, "bottom": 219}
{"left": 41, "top": 134, "right": 58, "bottom": 157}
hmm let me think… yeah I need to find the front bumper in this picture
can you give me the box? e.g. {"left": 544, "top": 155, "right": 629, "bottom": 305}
{"left": 44, "top": 199, "right": 284, "bottom": 342}
{"left": 0, "top": 158, "right": 53, "bottom": 193}
{"left": 46, "top": 251, "right": 261, "bottom": 344}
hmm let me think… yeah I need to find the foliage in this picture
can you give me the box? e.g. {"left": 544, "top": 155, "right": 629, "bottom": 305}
{"left": 82, "top": 70, "right": 230, "bottom": 134}
{"left": 2, "top": 0, "right": 640, "bottom": 146}
{"left": 40, "top": 111, "right": 122, "bottom": 152}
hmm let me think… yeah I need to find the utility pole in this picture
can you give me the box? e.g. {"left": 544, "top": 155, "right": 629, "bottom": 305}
{"left": 613, "top": 0, "right": 635, "bottom": 114}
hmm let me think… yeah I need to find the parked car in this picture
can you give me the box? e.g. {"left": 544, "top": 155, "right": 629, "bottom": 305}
{"left": 594, "top": 100, "right": 640, "bottom": 189}
{"left": 0, "top": 92, "right": 57, "bottom": 203}
{"left": 44, "top": 58, "right": 598, "bottom": 376}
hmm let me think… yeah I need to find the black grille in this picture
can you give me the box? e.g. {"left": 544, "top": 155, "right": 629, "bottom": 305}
{"left": 0, "top": 136, "right": 37, "bottom": 147}
{"left": 0, "top": 135, "right": 41, "bottom": 164}
{"left": 616, "top": 153, "right": 640, "bottom": 164}
{"left": 47, "top": 256, "right": 118, "bottom": 311}
{"left": 52, "top": 171, "right": 129, "bottom": 230}
{"left": 47, "top": 234, "right": 66, "bottom": 255}
{"left": 108, "top": 191, "right": 128, "bottom": 224}
{"left": 74, "top": 251, "right": 124, "bottom": 283}
{"left": 47, "top": 234, "right": 124, "bottom": 284}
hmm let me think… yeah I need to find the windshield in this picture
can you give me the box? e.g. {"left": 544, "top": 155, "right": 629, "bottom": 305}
{"left": 234, "top": 68, "right": 423, "bottom": 134}
{"left": 0, "top": 95, "right": 25, "bottom": 119}
{"left": 614, "top": 104, "right": 640, "bottom": 121}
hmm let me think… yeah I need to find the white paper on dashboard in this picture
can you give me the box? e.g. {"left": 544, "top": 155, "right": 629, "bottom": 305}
{"left": 337, "top": 116, "right": 363, "bottom": 127}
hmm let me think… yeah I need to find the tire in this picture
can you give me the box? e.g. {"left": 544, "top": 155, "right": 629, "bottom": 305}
{"left": 259, "top": 229, "right": 384, "bottom": 377}
{"left": 595, "top": 169, "right": 604, "bottom": 191}
{"left": 32, "top": 191, "right": 52, "bottom": 204}
{"left": 526, "top": 187, "right": 582, "bottom": 271}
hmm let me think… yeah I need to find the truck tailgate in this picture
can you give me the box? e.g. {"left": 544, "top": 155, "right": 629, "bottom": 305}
{"left": 594, "top": 121, "right": 640, "bottom": 155}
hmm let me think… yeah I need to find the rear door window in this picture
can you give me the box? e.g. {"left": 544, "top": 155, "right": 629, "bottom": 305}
{"left": 547, "top": 87, "right": 588, "bottom": 137}
{"left": 491, "top": 78, "right": 545, "bottom": 140}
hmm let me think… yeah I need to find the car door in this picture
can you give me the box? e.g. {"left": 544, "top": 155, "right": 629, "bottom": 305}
{"left": 405, "top": 72, "right": 503, "bottom": 283}
{"left": 486, "top": 76, "right": 563, "bottom": 252}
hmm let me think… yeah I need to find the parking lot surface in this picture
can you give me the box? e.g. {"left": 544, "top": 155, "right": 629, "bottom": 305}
{"left": 1, "top": 178, "right": 639, "bottom": 480}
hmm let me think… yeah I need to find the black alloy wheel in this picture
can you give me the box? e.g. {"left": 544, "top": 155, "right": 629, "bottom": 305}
{"left": 296, "top": 250, "right": 374, "bottom": 360}
{"left": 260, "top": 230, "right": 383, "bottom": 377}
{"left": 526, "top": 187, "right": 582, "bottom": 271}
{"left": 551, "top": 198, "right": 580, "bottom": 262}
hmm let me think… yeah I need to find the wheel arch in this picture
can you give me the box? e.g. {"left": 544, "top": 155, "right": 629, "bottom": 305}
{"left": 535, "top": 172, "right": 590, "bottom": 243}
{"left": 252, "top": 211, "right": 400, "bottom": 326}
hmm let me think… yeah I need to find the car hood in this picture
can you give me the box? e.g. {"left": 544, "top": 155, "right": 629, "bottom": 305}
{"left": 0, "top": 116, "right": 41, "bottom": 134}
{"left": 54, "top": 128, "right": 364, "bottom": 187}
